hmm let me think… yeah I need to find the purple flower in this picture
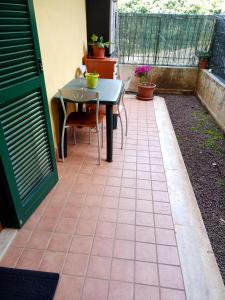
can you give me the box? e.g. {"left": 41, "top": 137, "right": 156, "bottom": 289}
{"left": 134, "top": 65, "right": 153, "bottom": 84}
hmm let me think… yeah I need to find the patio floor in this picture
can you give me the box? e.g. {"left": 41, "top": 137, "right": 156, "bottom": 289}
{"left": 1, "top": 95, "right": 187, "bottom": 299}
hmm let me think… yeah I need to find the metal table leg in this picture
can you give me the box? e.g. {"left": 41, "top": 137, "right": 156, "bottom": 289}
{"left": 106, "top": 104, "right": 113, "bottom": 162}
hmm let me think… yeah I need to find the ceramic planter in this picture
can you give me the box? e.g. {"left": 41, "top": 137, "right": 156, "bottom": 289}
{"left": 137, "top": 83, "right": 156, "bottom": 101}
{"left": 93, "top": 45, "right": 105, "bottom": 59}
{"left": 198, "top": 60, "right": 208, "bottom": 69}
{"left": 85, "top": 73, "right": 99, "bottom": 89}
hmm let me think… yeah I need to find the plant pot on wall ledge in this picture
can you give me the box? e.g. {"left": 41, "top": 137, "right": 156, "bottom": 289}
{"left": 198, "top": 60, "right": 209, "bottom": 69}
{"left": 92, "top": 45, "right": 105, "bottom": 59}
{"left": 136, "top": 83, "right": 156, "bottom": 101}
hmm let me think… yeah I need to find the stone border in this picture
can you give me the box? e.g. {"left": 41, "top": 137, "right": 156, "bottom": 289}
{"left": 0, "top": 229, "right": 17, "bottom": 260}
{"left": 154, "top": 96, "right": 225, "bottom": 300}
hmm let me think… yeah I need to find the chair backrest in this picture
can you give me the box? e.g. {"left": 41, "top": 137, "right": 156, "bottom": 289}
{"left": 124, "top": 78, "right": 131, "bottom": 91}
{"left": 59, "top": 88, "right": 100, "bottom": 125}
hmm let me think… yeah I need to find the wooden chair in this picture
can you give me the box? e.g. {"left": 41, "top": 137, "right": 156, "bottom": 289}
{"left": 59, "top": 88, "right": 105, "bottom": 164}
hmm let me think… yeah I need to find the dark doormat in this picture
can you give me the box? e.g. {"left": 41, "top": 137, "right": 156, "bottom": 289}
{"left": 0, "top": 267, "right": 59, "bottom": 300}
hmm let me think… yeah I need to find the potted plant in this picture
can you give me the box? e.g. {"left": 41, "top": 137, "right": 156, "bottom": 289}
{"left": 196, "top": 50, "right": 210, "bottom": 69}
{"left": 134, "top": 65, "right": 156, "bottom": 100}
{"left": 89, "top": 34, "right": 110, "bottom": 59}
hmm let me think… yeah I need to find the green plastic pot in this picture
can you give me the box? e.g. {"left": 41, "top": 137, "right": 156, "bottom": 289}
{"left": 85, "top": 72, "right": 99, "bottom": 89}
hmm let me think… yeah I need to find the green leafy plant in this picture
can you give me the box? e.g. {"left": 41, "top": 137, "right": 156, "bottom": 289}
{"left": 196, "top": 50, "right": 211, "bottom": 61}
{"left": 89, "top": 34, "right": 110, "bottom": 49}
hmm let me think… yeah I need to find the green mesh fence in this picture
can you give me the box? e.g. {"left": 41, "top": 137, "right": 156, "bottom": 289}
{"left": 118, "top": 13, "right": 216, "bottom": 66}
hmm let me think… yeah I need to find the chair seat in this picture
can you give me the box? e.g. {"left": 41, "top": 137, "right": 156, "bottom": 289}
{"left": 67, "top": 111, "right": 105, "bottom": 127}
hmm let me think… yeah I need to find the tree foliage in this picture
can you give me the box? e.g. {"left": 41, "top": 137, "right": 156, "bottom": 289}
{"left": 118, "top": 0, "right": 224, "bottom": 14}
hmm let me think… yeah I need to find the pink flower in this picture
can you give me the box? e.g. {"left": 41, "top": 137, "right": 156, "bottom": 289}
{"left": 134, "top": 65, "right": 153, "bottom": 84}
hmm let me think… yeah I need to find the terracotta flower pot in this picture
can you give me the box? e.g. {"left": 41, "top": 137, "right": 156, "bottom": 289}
{"left": 198, "top": 60, "right": 208, "bottom": 69}
{"left": 93, "top": 45, "right": 105, "bottom": 59}
{"left": 136, "top": 83, "right": 156, "bottom": 101}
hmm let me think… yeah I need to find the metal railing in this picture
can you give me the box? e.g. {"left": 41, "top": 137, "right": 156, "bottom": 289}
{"left": 118, "top": 13, "right": 216, "bottom": 66}
{"left": 210, "top": 16, "right": 225, "bottom": 82}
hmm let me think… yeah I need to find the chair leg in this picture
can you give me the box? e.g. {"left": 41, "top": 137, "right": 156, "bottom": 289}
{"left": 61, "top": 125, "right": 66, "bottom": 162}
{"left": 101, "top": 122, "right": 104, "bottom": 148}
{"left": 124, "top": 105, "right": 128, "bottom": 136}
{"left": 96, "top": 125, "right": 101, "bottom": 165}
{"left": 118, "top": 113, "right": 124, "bottom": 150}
{"left": 73, "top": 127, "right": 76, "bottom": 145}
{"left": 89, "top": 128, "right": 91, "bottom": 144}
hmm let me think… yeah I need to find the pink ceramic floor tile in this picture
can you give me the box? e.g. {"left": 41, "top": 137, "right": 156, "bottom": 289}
{"left": 159, "top": 264, "right": 184, "bottom": 289}
{"left": 108, "top": 281, "right": 134, "bottom": 300}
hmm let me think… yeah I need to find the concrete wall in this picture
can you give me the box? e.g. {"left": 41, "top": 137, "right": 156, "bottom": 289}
{"left": 33, "top": 0, "right": 87, "bottom": 145}
{"left": 196, "top": 70, "right": 225, "bottom": 132}
{"left": 119, "top": 64, "right": 198, "bottom": 94}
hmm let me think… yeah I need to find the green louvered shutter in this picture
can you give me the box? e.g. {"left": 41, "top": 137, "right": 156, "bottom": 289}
{"left": 0, "top": 0, "right": 58, "bottom": 228}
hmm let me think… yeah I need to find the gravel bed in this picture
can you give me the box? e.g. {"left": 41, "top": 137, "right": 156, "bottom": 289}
{"left": 163, "top": 94, "right": 225, "bottom": 283}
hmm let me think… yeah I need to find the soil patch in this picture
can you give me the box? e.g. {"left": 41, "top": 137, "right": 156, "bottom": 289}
{"left": 163, "top": 94, "right": 225, "bottom": 283}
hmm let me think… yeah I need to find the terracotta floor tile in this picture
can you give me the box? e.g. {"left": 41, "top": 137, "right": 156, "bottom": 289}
{"left": 92, "top": 237, "right": 114, "bottom": 257}
{"left": 63, "top": 253, "right": 89, "bottom": 276}
{"left": 55, "top": 217, "right": 77, "bottom": 234}
{"left": 154, "top": 202, "right": 171, "bottom": 215}
{"left": 36, "top": 217, "right": 58, "bottom": 232}
{"left": 92, "top": 175, "right": 107, "bottom": 185}
{"left": 43, "top": 205, "right": 61, "bottom": 218}
{"left": 80, "top": 206, "right": 100, "bottom": 220}
{"left": 96, "top": 221, "right": 116, "bottom": 238}
{"left": 116, "top": 223, "right": 135, "bottom": 240}
{"left": 113, "top": 239, "right": 135, "bottom": 260}
{"left": 55, "top": 275, "right": 84, "bottom": 300}
{"left": 85, "top": 194, "right": 102, "bottom": 207}
{"left": 135, "top": 261, "right": 158, "bottom": 285}
{"left": 16, "top": 248, "right": 43, "bottom": 270}
{"left": 70, "top": 235, "right": 93, "bottom": 255}
{"left": 137, "top": 189, "right": 152, "bottom": 201}
{"left": 108, "top": 281, "right": 134, "bottom": 300}
{"left": 154, "top": 214, "right": 174, "bottom": 229}
{"left": 151, "top": 172, "right": 166, "bottom": 181}
{"left": 108, "top": 168, "right": 123, "bottom": 177}
{"left": 137, "top": 163, "right": 150, "bottom": 172}
{"left": 87, "top": 184, "right": 105, "bottom": 196}
{"left": 119, "top": 198, "right": 136, "bottom": 211}
{"left": 67, "top": 192, "right": 85, "bottom": 206}
{"left": 0, "top": 246, "right": 23, "bottom": 267}
{"left": 136, "top": 226, "right": 156, "bottom": 243}
{"left": 120, "top": 187, "right": 136, "bottom": 199}
{"left": 159, "top": 264, "right": 184, "bottom": 289}
{"left": 39, "top": 251, "right": 65, "bottom": 273}
{"left": 102, "top": 196, "right": 119, "bottom": 209}
{"left": 104, "top": 186, "right": 120, "bottom": 197}
{"left": 123, "top": 162, "right": 137, "bottom": 171}
{"left": 153, "top": 191, "right": 170, "bottom": 202}
{"left": 11, "top": 229, "right": 32, "bottom": 247}
{"left": 106, "top": 176, "right": 122, "bottom": 187}
{"left": 23, "top": 213, "right": 41, "bottom": 230}
{"left": 99, "top": 207, "right": 117, "bottom": 222}
{"left": 121, "top": 178, "right": 137, "bottom": 188}
{"left": 152, "top": 181, "right": 168, "bottom": 192}
{"left": 137, "top": 200, "right": 153, "bottom": 213}
{"left": 151, "top": 165, "right": 164, "bottom": 173}
{"left": 62, "top": 205, "right": 82, "bottom": 219}
{"left": 122, "top": 169, "right": 137, "bottom": 179}
{"left": 137, "top": 171, "right": 151, "bottom": 180}
{"left": 111, "top": 258, "right": 134, "bottom": 282}
{"left": 87, "top": 255, "right": 111, "bottom": 279}
{"left": 118, "top": 210, "right": 135, "bottom": 225}
{"left": 82, "top": 278, "right": 109, "bottom": 300}
{"left": 135, "top": 284, "right": 160, "bottom": 300}
{"left": 136, "top": 242, "right": 157, "bottom": 262}
{"left": 150, "top": 157, "right": 163, "bottom": 165}
{"left": 48, "top": 233, "right": 72, "bottom": 252}
{"left": 76, "top": 219, "right": 96, "bottom": 236}
{"left": 161, "top": 288, "right": 186, "bottom": 300}
{"left": 136, "top": 212, "right": 154, "bottom": 227}
{"left": 26, "top": 230, "right": 51, "bottom": 250}
{"left": 155, "top": 228, "right": 176, "bottom": 246}
{"left": 157, "top": 245, "right": 180, "bottom": 265}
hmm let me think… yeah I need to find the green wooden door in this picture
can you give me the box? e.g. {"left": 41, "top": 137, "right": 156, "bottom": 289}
{"left": 0, "top": 0, "right": 58, "bottom": 228}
